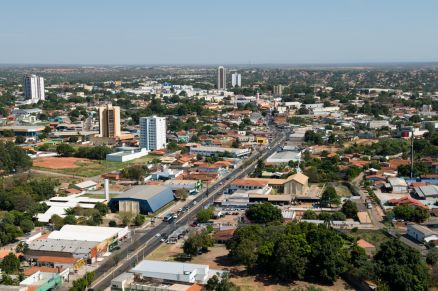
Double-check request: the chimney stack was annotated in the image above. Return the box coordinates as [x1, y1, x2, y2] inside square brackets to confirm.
[104, 179, 109, 201]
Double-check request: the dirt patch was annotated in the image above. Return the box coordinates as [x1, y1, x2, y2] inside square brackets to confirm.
[146, 242, 183, 261]
[33, 157, 90, 169]
[232, 276, 354, 291]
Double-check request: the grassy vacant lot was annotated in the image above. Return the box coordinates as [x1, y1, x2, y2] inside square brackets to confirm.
[32, 154, 159, 177]
[4, 171, 81, 186]
[342, 229, 391, 249]
[334, 184, 353, 197]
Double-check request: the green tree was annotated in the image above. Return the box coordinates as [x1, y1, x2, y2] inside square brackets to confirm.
[167, 141, 179, 152]
[94, 202, 109, 216]
[15, 242, 28, 254]
[0, 142, 32, 174]
[174, 188, 189, 201]
[427, 248, 438, 265]
[341, 200, 358, 219]
[29, 178, 59, 200]
[349, 244, 368, 268]
[63, 215, 77, 225]
[302, 210, 318, 220]
[50, 214, 64, 230]
[69, 136, 79, 143]
[19, 219, 34, 233]
[183, 230, 214, 256]
[393, 204, 429, 223]
[274, 234, 311, 280]
[374, 239, 428, 291]
[1, 253, 20, 274]
[252, 160, 265, 178]
[119, 212, 134, 226]
[197, 207, 214, 223]
[121, 165, 148, 181]
[15, 136, 26, 144]
[56, 143, 76, 157]
[304, 130, 323, 145]
[133, 214, 145, 226]
[206, 273, 240, 291]
[307, 225, 348, 283]
[320, 186, 340, 208]
[2, 130, 14, 137]
[245, 202, 283, 224]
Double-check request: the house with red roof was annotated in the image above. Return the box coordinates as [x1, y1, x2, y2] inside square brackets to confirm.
[387, 196, 429, 210]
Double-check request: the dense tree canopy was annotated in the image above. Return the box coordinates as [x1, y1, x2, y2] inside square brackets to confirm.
[227, 222, 348, 284]
[245, 202, 283, 224]
[393, 204, 429, 223]
[0, 142, 32, 174]
[374, 239, 428, 291]
[320, 186, 340, 208]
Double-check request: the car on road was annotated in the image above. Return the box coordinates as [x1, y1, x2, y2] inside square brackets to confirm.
[163, 213, 174, 223]
[155, 233, 161, 237]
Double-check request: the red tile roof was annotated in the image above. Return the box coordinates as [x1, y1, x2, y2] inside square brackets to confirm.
[357, 239, 375, 249]
[37, 256, 78, 264]
[388, 196, 429, 209]
[231, 179, 268, 187]
[24, 266, 63, 276]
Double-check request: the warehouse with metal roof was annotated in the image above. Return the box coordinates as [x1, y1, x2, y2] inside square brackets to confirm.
[108, 185, 174, 214]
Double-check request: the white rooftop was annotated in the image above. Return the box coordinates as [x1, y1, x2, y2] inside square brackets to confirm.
[74, 180, 97, 189]
[48, 225, 129, 242]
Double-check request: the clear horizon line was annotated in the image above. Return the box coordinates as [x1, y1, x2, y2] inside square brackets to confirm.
[1, 61, 438, 67]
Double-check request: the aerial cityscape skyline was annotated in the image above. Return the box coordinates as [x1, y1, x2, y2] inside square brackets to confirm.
[1, 1, 438, 291]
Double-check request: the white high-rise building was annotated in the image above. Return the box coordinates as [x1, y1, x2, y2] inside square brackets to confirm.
[140, 116, 167, 150]
[231, 73, 241, 87]
[217, 66, 226, 90]
[23, 74, 45, 103]
[273, 85, 284, 97]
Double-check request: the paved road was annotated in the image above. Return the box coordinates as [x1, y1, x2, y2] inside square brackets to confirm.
[89, 128, 287, 290]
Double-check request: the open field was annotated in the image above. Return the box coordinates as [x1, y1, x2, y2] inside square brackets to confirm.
[232, 276, 353, 291]
[146, 241, 183, 261]
[33, 157, 88, 169]
[3, 170, 81, 186]
[32, 154, 159, 177]
[146, 243, 353, 291]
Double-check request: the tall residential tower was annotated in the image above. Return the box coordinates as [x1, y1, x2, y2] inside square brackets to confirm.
[23, 74, 45, 103]
[217, 66, 226, 90]
[140, 116, 167, 150]
[231, 73, 241, 87]
[98, 104, 121, 138]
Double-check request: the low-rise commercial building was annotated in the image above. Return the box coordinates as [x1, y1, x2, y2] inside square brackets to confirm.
[109, 185, 174, 214]
[190, 146, 250, 158]
[407, 223, 438, 243]
[0, 125, 45, 137]
[111, 259, 226, 290]
[106, 148, 149, 162]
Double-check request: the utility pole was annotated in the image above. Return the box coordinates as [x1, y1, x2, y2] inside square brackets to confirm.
[410, 128, 415, 179]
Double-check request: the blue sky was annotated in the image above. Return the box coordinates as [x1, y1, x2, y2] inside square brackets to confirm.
[1, 0, 437, 65]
